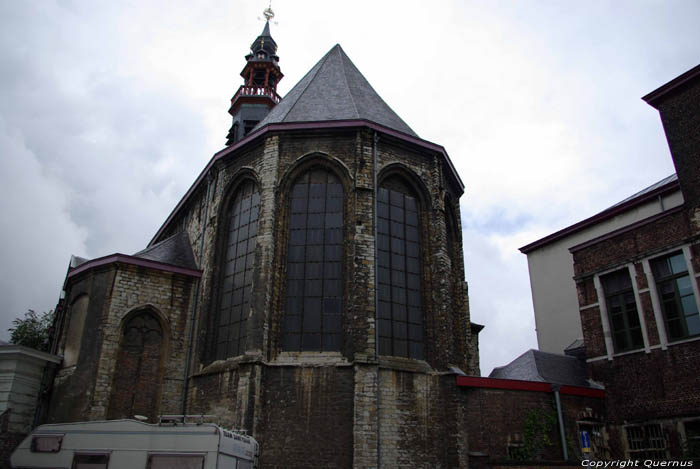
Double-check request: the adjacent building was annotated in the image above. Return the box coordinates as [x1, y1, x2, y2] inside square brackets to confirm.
[522, 64, 700, 459]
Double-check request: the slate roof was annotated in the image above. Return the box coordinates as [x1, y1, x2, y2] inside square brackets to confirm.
[489, 349, 598, 388]
[133, 231, 197, 270]
[254, 44, 417, 137]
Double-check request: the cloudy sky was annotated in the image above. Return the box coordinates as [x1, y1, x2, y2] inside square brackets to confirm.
[0, 0, 697, 374]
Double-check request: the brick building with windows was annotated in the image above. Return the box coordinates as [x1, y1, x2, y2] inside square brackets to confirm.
[522, 63, 700, 460]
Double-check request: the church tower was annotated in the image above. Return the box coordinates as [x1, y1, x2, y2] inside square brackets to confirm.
[225, 8, 283, 145]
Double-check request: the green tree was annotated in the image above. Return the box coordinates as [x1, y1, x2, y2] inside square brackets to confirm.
[8, 309, 54, 352]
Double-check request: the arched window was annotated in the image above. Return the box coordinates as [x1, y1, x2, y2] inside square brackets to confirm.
[377, 177, 424, 359]
[108, 310, 164, 421]
[283, 168, 344, 351]
[215, 180, 260, 360]
[63, 294, 88, 367]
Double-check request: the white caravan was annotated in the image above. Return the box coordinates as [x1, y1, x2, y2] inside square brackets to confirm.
[10, 417, 258, 469]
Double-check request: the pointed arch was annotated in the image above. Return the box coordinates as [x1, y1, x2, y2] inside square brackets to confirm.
[279, 154, 350, 352]
[376, 165, 430, 360]
[211, 170, 262, 360]
[107, 306, 167, 421]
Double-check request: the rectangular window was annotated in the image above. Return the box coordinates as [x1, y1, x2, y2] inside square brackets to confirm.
[72, 453, 110, 469]
[147, 454, 205, 469]
[651, 252, 700, 341]
[625, 424, 667, 460]
[601, 269, 643, 352]
[684, 420, 700, 458]
[31, 435, 63, 453]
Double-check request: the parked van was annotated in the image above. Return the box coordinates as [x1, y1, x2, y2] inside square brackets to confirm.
[10, 417, 258, 468]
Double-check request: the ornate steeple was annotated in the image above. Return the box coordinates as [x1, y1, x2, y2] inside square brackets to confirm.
[226, 8, 283, 146]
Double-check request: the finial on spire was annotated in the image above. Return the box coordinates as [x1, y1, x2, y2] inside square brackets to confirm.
[262, 2, 274, 22]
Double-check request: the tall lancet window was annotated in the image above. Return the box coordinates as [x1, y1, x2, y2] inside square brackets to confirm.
[215, 180, 260, 360]
[377, 178, 424, 359]
[283, 169, 344, 351]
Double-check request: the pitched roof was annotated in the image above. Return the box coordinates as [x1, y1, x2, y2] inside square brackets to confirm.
[133, 231, 197, 270]
[254, 44, 417, 137]
[519, 173, 680, 254]
[489, 349, 597, 388]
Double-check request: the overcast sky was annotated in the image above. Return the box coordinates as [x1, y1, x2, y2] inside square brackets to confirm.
[1, 0, 698, 374]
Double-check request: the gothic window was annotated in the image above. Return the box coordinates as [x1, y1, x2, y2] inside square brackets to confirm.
[108, 310, 164, 421]
[63, 294, 88, 367]
[215, 180, 260, 360]
[601, 269, 643, 353]
[377, 178, 424, 359]
[283, 168, 344, 352]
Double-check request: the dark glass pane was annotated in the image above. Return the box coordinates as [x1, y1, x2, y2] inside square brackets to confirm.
[390, 190, 404, 207]
[284, 315, 300, 333]
[378, 301, 391, 319]
[393, 322, 407, 339]
[378, 319, 391, 336]
[324, 334, 340, 350]
[327, 197, 343, 212]
[306, 262, 322, 279]
[305, 280, 322, 296]
[284, 334, 300, 350]
[327, 183, 343, 197]
[393, 304, 407, 322]
[290, 213, 307, 229]
[394, 340, 408, 357]
[323, 298, 341, 314]
[409, 324, 423, 341]
[291, 183, 308, 197]
[408, 307, 422, 324]
[323, 315, 341, 333]
[302, 334, 321, 350]
[409, 341, 423, 359]
[379, 337, 391, 355]
[669, 253, 687, 275]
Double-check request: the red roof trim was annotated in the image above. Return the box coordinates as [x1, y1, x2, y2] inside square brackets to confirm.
[559, 385, 606, 399]
[456, 376, 605, 399]
[642, 64, 700, 109]
[67, 254, 203, 280]
[519, 178, 680, 254]
[456, 376, 552, 392]
[148, 119, 464, 247]
[568, 205, 684, 253]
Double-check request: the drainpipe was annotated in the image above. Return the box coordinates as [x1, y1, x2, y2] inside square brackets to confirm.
[372, 131, 381, 469]
[181, 171, 214, 414]
[553, 385, 568, 461]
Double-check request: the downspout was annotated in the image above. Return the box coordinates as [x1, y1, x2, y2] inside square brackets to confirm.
[181, 171, 214, 414]
[372, 131, 381, 469]
[553, 385, 569, 461]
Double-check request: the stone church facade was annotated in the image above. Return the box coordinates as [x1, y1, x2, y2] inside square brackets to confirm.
[47, 21, 482, 467]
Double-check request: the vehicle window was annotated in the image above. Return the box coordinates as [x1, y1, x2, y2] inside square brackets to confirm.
[147, 454, 205, 469]
[72, 453, 109, 469]
[31, 435, 63, 452]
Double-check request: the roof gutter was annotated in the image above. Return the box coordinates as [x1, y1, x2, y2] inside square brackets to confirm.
[148, 119, 464, 247]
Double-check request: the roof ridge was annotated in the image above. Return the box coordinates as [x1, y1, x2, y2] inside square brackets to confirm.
[279, 47, 336, 123]
[337, 46, 360, 119]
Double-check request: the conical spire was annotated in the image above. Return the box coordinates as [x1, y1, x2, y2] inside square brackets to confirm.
[225, 9, 283, 145]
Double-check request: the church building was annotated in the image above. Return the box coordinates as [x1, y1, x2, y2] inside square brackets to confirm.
[47, 12, 482, 467]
